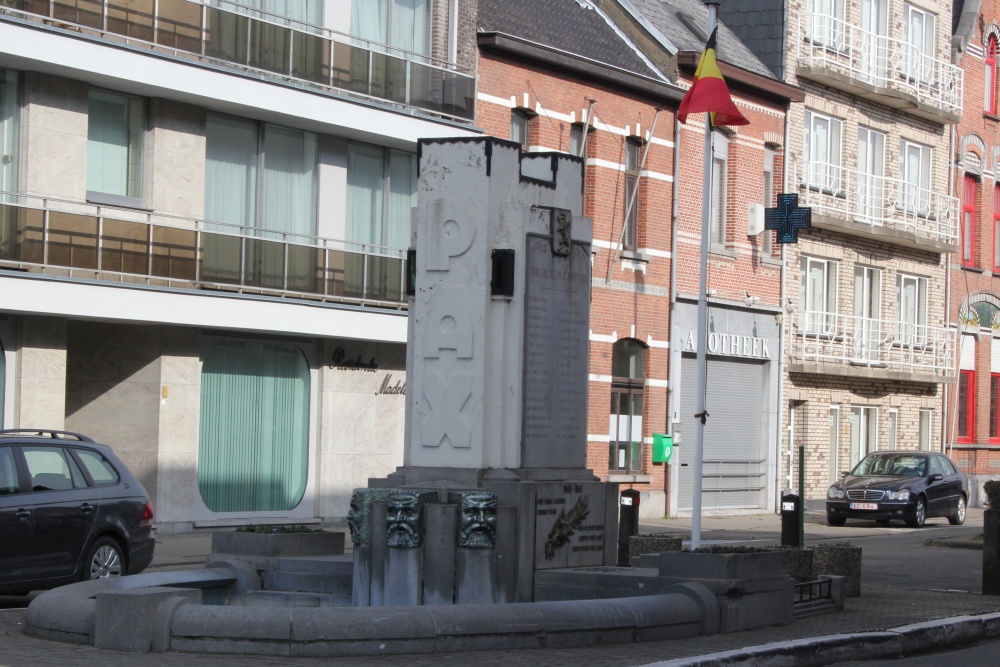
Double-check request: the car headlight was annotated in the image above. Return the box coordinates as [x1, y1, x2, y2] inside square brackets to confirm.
[828, 486, 845, 499]
[887, 489, 910, 501]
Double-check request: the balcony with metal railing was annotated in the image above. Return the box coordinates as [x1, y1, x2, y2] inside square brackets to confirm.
[788, 311, 955, 383]
[0, 192, 408, 309]
[796, 12, 962, 124]
[794, 161, 958, 253]
[0, 0, 474, 122]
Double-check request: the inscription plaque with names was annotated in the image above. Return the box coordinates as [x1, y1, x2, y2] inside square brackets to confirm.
[522, 234, 590, 468]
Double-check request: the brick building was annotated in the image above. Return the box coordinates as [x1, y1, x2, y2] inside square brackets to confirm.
[477, 0, 800, 517]
[728, 1, 961, 506]
[950, 0, 1000, 503]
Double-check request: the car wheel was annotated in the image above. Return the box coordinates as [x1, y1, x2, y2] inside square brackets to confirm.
[827, 516, 846, 527]
[82, 537, 125, 581]
[906, 498, 926, 528]
[949, 496, 967, 526]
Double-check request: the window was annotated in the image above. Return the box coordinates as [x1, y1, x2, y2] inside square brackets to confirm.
[214, 0, 323, 25]
[198, 341, 310, 512]
[900, 140, 932, 216]
[987, 36, 998, 115]
[570, 123, 585, 157]
[958, 370, 974, 443]
[801, 256, 838, 333]
[896, 273, 927, 346]
[609, 339, 645, 473]
[346, 142, 416, 250]
[0, 339, 4, 427]
[74, 449, 120, 486]
[710, 131, 727, 246]
[804, 110, 842, 191]
[829, 406, 840, 483]
[807, 0, 845, 49]
[204, 115, 318, 289]
[0, 69, 18, 203]
[859, 0, 887, 83]
[351, 0, 430, 55]
[992, 374, 1000, 443]
[994, 185, 1000, 272]
[87, 89, 145, 205]
[918, 409, 932, 450]
[624, 137, 641, 251]
[849, 406, 878, 467]
[24, 446, 86, 491]
[763, 147, 774, 255]
[853, 266, 881, 362]
[903, 3, 935, 83]
[511, 109, 530, 149]
[0, 447, 17, 495]
[963, 175, 977, 267]
[887, 409, 898, 451]
[856, 126, 885, 224]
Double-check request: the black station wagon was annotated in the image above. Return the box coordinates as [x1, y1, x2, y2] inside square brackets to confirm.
[0, 430, 154, 595]
[826, 451, 968, 528]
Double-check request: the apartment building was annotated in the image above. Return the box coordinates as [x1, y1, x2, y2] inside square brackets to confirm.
[949, 0, 1000, 502]
[0, 0, 479, 531]
[728, 1, 961, 503]
[477, 0, 800, 517]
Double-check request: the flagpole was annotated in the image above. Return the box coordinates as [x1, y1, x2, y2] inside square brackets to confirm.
[690, 0, 719, 552]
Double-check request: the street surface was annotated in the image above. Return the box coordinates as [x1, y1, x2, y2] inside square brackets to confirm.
[0, 509, 993, 666]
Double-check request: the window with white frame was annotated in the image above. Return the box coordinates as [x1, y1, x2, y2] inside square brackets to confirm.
[511, 109, 530, 149]
[87, 89, 145, 205]
[346, 142, 416, 251]
[918, 408, 932, 450]
[900, 139, 932, 216]
[856, 126, 885, 224]
[896, 273, 928, 346]
[903, 3, 936, 83]
[849, 406, 877, 467]
[710, 130, 727, 246]
[829, 406, 840, 483]
[609, 339, 646, 473]
[570, 123, 585, 157]
[801, 256, 839, 333]
[624, 137, 641, 251]
[807, 0, 845, 49]
[763, 147, 774, 255]
[987, 35, 998, 115]
[887, 409, 898, 450]
[0, 69, 17, 203]
[804, 110, 842, 191]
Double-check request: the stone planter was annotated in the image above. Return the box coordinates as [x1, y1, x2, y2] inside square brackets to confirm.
[653, 550, 792, 632]
[628, 534, 682, 562]
[212, 530, 344, 566]
[781, 547, 814, 580]
[813, 544, 862, 597]
[984, 509, 1000, 595]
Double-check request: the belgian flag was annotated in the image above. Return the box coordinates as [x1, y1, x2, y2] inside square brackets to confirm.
[677, 27, 749, 127]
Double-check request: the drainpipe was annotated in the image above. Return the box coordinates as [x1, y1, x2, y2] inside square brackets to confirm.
[944, 121, 956, 459]
[667, 114, 681, 519]
[775, 100, 791, 510]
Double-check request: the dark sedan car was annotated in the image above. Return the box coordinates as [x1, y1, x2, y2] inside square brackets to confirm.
[0, 429, 155, 595]
[826, 451, 968, 528]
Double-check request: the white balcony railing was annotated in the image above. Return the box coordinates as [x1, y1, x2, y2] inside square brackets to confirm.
[798, 12, 962, 118]
[795, 162, 959, 246]
[0, 0, 475, 121]
[791, 310, 955, 378]
[0, 192, 408, 308]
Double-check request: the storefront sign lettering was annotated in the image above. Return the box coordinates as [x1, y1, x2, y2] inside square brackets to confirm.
[682, 331, 770, 360]
[330, 347, 379, 372]
[376, 374, 406, 396]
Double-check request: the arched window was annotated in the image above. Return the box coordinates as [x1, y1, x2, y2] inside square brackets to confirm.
[198, 341, 310, 512]
[511, 109, 530, 149]
[986, 36, 997, 115]
[609, 339, 646, 473]
[623, 137, 642, 251]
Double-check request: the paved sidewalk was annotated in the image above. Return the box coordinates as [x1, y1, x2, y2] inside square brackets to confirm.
[0, 513, 996, 667]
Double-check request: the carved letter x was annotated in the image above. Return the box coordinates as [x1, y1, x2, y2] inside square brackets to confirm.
[764, 194, 812, 244]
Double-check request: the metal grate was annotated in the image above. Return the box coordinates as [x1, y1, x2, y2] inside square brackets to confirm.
[847, 489, 885, 501]
[793, 578, 832, 604]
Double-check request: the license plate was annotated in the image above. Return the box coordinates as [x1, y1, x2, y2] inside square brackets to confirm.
[850, 502, 878, 510]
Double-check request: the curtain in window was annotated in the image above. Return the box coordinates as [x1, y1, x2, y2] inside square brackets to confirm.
[0, 339, 4, 427]
[87, 91, 131, 197]
[391, 0, 428, 55]
[346, 143, 385, 247]
[198, 341, 309, 512]
[213, 0, 322, 26]
[261, 125, 317, 289]
[386, 150, 415, 250]
[0, 70, 18, 201]
[205, 116, 258, 283]
[351, 0, 388, 44]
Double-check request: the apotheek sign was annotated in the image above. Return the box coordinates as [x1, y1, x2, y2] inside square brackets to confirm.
[681, 330, 771, 360]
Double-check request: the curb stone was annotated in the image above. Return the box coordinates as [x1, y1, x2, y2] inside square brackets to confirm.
[639, 611, 1000, 667]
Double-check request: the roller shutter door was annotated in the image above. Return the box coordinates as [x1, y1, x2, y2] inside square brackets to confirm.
[678, 356, 766, 511]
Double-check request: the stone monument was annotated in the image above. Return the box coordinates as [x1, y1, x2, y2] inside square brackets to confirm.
[356, 137, 618, 604]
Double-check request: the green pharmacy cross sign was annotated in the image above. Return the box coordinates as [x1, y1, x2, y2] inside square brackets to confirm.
[764, 193, 811, 244]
